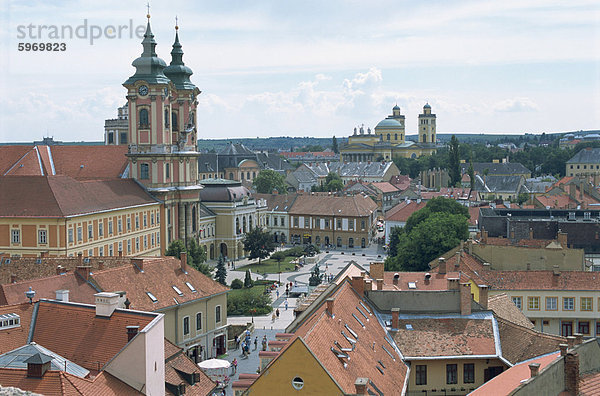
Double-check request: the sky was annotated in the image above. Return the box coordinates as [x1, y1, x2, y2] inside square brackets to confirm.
[0, 0, 599, 142]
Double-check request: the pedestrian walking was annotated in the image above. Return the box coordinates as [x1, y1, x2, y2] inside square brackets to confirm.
[285, 300, 288, 310]
[272, 311, 276, 322]
[254, 336, 258, 350]
[276, 308, 280, 318]
[232, 358, 238, 374]
[276, 289, 279, 299]
[262, 335, 268, 351]
[234, 335, 239, 350]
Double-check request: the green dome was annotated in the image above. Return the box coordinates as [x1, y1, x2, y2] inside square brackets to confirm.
[124, 20, 170, 86]
[163, 29, 196, 90]
[375, 118, 402, 128]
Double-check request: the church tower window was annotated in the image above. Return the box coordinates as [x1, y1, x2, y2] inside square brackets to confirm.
[164, 109, 169, 127]
[172, 112, 178, 131]
[139, 108, 149, 128]
[140, 163, 150, 179]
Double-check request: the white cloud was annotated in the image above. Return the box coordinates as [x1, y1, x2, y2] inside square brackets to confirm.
[493, 97, 539, 112]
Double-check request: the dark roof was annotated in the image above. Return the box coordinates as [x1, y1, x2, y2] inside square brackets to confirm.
[461, 162, 531, 176]
[198, 151, 292, 174]
[567, 147, 600, 164]
[218, 143, 254, 156]
[199, 180, 252, 202]
[474, 174, 523, 193]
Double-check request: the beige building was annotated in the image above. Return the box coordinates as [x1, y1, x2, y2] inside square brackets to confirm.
[566, 147, 600, 177]
[254, 193, 298, 245]
[0, 175, 161, 258]
[287, 193, 377, 249]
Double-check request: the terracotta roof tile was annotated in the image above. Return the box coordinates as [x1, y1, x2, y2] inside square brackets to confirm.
[293, 281, 408, 395]
[0, 175, 158, 217]
[0, 273, 98, 306]
[288, 194, 377, 217]
[0, 146, 33, 175]
[64, 371, 143, 395]
[369, 182, 399, 193]
[581, 371, 600, 396]
[90, 257, 229, 312]
[384, 200, 426, 222]
[488, 293, 534, 329]
[469, 352, 560, 395]
[0, 303, 35, 355]
[479, 270, 600, 291]
[48, 146, 129, 180]
[32, 300, 156, 371]
[0, 368, 76, 396]
[496, 318, 564, 364]
[253, 193, 297, 211]
[393, 318, 496, 357]
[382, 271, 460, 290]
[165, 353, 216, 395]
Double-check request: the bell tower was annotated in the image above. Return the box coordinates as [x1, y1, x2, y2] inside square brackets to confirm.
[418, 103, 436, 144]
[122, 14, 203, 249]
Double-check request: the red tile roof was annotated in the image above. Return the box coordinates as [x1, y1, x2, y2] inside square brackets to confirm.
[0, 175, 159, 217]
[384, 200, 427, 222]
[580, 371, 600, 396]
[0, 303, 35, 355]
[389, 175, 411, 191]
[0, 146, 33, 175]
[488, 294, 533, 329]
[393, 318, 497, 358]
[469, 352, 560, 395]
[381, 271, 460, 290]
[32, 300, 156, 371]
[496, 318, 564, 364]
[369, 182, 399, 193]
[164, 339, 216, 396]
[0, 273, 98, 305]
[289, 194, 377, 217]
[90, 257, 229, 312]
[479, 270, 600, 291]
[293, 281, 408, 395]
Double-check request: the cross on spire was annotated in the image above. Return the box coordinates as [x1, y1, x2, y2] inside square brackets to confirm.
[146, 2, 151, 19]
[175, 15, 179, 30]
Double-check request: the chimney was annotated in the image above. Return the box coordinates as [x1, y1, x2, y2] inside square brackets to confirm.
[10, 274, 17, 284]
[127, 325, 139, 341]
[98, 260, 104, 271]
[364, 279, 372, 292]
[376, 279, 383, 290]
[354, 378, 368, 395]
[468, 239, 473, 255]
[95, 292, 120, 317]
[553, 265, 560, 276]
[455, 251, 461, 268]
[392, 273, 400, 286]
[479, 285, 489, 310]
[557, 230, 568, 248]
[180, 252, 188, 273]
[352, 276, 365, 297]
[56, 265, 64, 275]
[564, 352, 580, 396]
[55, 289, 69, 302]
[326, 298, 334, 317]
[78, 252, 83, 265]
[391, 308, 399, 330]
[559, 343, 568, 356]
[25, 353, 52, 378]
[460, 283, 472, 316]
[567, 336, 575, 349]
[529, 228, 534, 240]
[569, 183, 576, 199]
[76, 266, 91, 280]
[132, 258, 144, 272]
[529, 362, 541, 378]
[482, 229, 488, 244]
[369, 262, 384, 281]
[447, 278, 460, 290]
[438, 257, 447, 275]
[574, 333, 583, 345]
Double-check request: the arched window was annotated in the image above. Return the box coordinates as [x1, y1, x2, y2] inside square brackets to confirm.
[394, 133, 398, 140]
[139, 109, 149, 128]
[229, 172, 234, 180]
[249, 216, 253, 230]
[172, 112, 178, 131]
[164, 109, 169, 127]
[337, 237, 342, 247]
[107, 132, 114, 144]
[387, 133, 391, 141]
[349, 238, 354, 248]
[236, 218, 240, 234]
[192, 206, 197, 232]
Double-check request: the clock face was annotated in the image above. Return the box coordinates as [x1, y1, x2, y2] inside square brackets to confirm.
[138, 85, 148, 96]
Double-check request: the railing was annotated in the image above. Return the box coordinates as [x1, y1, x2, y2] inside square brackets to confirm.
[129, 144, 178, 154]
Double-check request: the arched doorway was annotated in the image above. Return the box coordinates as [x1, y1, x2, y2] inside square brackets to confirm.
[324, 236, 330, 246]
[337, 237, 342, 248]
[349, 238, 354, 248]
[220, 243, 228, 258]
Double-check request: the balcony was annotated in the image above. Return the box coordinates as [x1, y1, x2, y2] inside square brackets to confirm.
[128, 144, 179, 154]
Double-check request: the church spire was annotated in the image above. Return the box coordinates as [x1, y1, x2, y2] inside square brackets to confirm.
[163, 19, 196, 90]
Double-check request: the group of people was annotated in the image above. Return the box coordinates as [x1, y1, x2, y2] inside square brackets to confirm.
[236, 330, 270, 358]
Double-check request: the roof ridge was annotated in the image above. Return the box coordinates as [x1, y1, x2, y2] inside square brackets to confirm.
[496, 316, 565, 341]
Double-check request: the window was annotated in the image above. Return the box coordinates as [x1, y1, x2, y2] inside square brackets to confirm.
[196, 312, 202, 331]
[118, 218, 123, 232]
[512, 296, 522, 310]
[143, 235, 147, 249]
[164, 108, 169, 127]
[446, 364, 457, 384]
[88, 225, 93, 239]
[140, 163, 149, 180]
[387, 133, 390, 141]
[361, 220, 366, 230]
[528, 296, 540, 310]
[120, 132, 128, 144]
[292, 377, 304, 390]
[597, 322, 600, 336]
[10, 229, 19, 244]
[98, 222, 103, 237]
[99, 247, 104, 257]
[183, 316, 190, 337]
[151, 213, 155, 225]
[127, 240, 131, 254]
[186, 282, 197, 293]
[165, 163, 170, 179]
[304, 217, 309, 228]
[146, 291, 158, 303]
[68, 229, 74, 243]
[546, 297, 557, 311]
[77, 227, 82, 241]
[139, 109, 149, 127]
[108, 221, 113, 235]
[172, 112, 178, 131]
[464, 363, 475, 384]
[215, 305, 221, 324]
[109, 244, 113, 256]
[135, 215, 139, 229]
[563, 297, 575, 311]
[273, 217, 278, 226]
[325, 219, 329, 228]
[151, 233, 155, 246]
[38, 230, 47, 244]
[415, 365, 427, 385]
[135, 237, 139, 251]
[349, 220, 354, 230]
[118, 241, 123, 253]
[281, 217, 285, 226]
[108, 131, 114, 144]
[578, 321, 590, 335]
[294, 217, 299, 227]
[337, 219, 342, 229]
[581, 297, 593, 311]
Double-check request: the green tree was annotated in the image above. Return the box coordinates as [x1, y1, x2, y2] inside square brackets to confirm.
[404, 197, 469, 233]
[253, 169, 287, 194]
[166, 239, 211, 276]
[517, 192, 529, 205]
[230, 278, 243, 289]
[243, 227, 276, 264]
[448, 135, 461, 187]
[324, 172, 344, 192]
[332, 136, 339, 154]
[214, 255, 227, 285]
[165, 240, 186, 258]
[467, 161, 475, 190]
[388, 226, 403, 257]
[244, 269, 254, 288]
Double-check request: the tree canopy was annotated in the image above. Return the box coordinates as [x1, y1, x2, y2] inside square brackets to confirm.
[253, 169, 287, 194]
[214, 255, 227, 285]
[243, 227, 276, 264]
[448, 135, 461, 187]
[165, 239, 210, 276]
[386, 197, 469, 272]
[312, 172, 344, 192]
[332, 136, 339, 154]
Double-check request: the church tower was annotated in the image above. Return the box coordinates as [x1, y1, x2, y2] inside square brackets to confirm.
[418, 103, 436, 144]
[123, 14, 202, 249]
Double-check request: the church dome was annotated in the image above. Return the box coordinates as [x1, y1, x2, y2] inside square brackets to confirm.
[424, 103, 431, 109]
[163, 27, 196, 90]
[392, 105, 400, 111]
[123, 19, 170, 86]
[375, 118, 402, 129]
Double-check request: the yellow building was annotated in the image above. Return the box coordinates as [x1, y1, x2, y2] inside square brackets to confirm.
[0, 175, 161, 258]
[340, 104, 438, 162]
[566, 147, 600, 177]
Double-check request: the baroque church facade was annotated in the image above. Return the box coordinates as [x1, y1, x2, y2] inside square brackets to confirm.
[340, 104, 438, 162]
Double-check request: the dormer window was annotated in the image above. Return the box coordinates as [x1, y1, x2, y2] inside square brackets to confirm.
[172, 286, 184, 296]
[146, 291, 158, 303]
[185, 282, 197, 293]
[0, 313, 20, 330]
